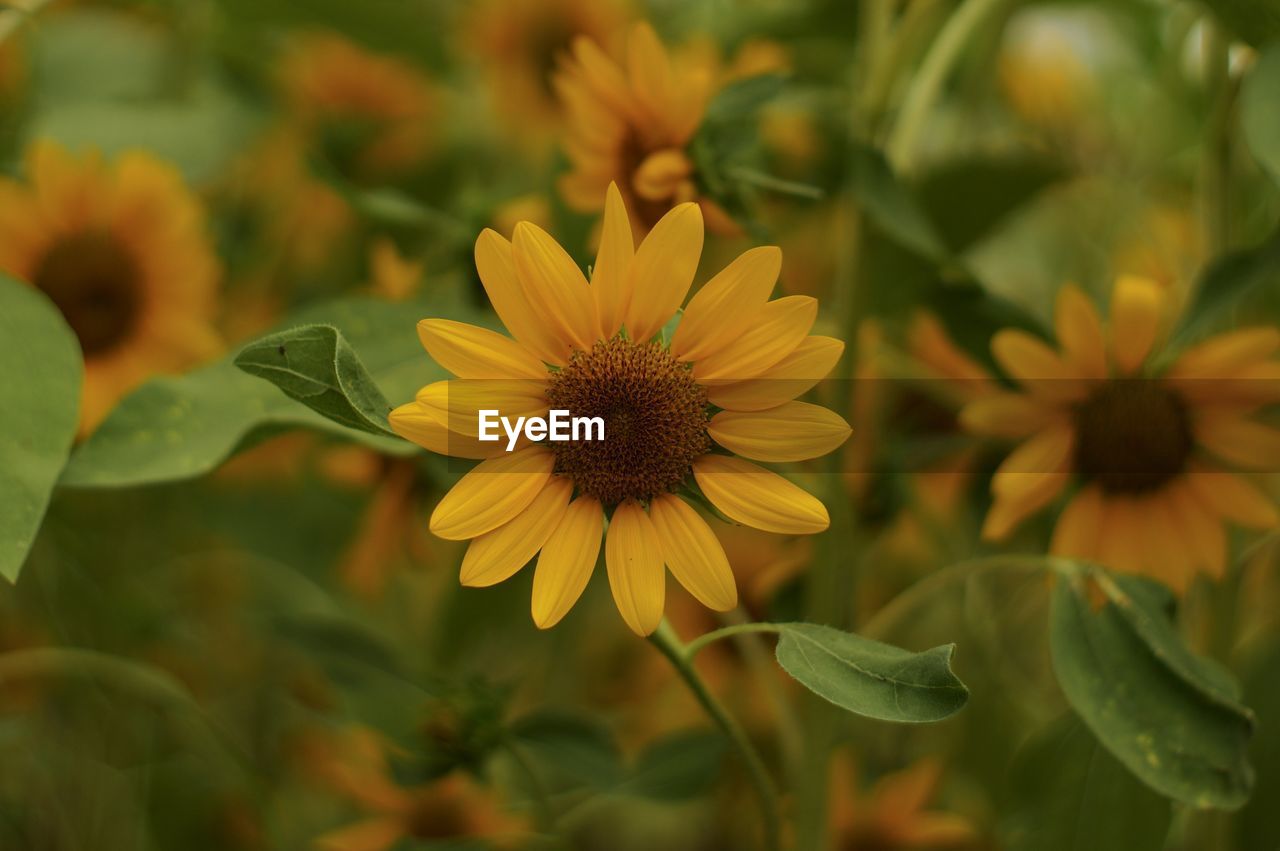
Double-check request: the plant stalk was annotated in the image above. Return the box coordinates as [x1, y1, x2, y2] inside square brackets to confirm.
[649, 620, 783, 851]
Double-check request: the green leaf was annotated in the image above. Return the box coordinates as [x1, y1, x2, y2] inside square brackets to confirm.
[915, 154, 1068, 255]
[624, 729, 726, 801]
[1242, 43, 1280, 184]
[1169, 230, 1280, 347]
[848, 143, 949, 263]
[1002, 715, 1171, 851]
[772, 622, 969, 722]
[234, 325, 396, 438]
[509, 709, 623, 790]
[1049, 563, 1255, 809]
[61, 298, 442, 489]
[1238, 636, 1280, 849]
[0, 276, 82, 583]
[1199, 2, 1280, 48]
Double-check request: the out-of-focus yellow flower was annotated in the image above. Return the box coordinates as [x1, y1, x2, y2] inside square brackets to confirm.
[1112, 202, 1201, 301]
[301, 727, 524, 851]
[467, 0, 629, 151]
[491, 193, 554, 237]
[998, 25, 1094, 132]
[366, 238, 424, 302]
[828, 756, 976, 851]
[554, 22, 738, 236]
[390, 184, 849, 635]
[0, 140, 220, 434]
[963, 276, 1280, 593]
[278, 32, 436, 179]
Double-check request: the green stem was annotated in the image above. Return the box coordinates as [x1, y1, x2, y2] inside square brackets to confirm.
[1201, 21, 1237, 258]
[886, 0, 1010, 172]
[649, 621, 783, 851]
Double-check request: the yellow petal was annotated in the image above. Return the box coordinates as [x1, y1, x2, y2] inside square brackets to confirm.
[1166, 478, 1227, 579]
[981, 466, 1068, 541]
[1183, 465, 1279, 529]
[1141, 492, 1196, 594]
[991, 329, 1087, 402]
[1096, 496, 1150, 577]
[415, 379, 547, 437]
[531, 496, 604, 629]
[694, 296, 817, 382]
[1055, 284, 1108, 379]
[627, 22, 673, 122]
[605, 501, 666, 635]
[633, 148, 694, 201]
[460, 477, 573, 587]
[672, 246, 780, 362]
[991, 423, 1074, 501]
[1166, 327, 1280, 379]
[1193, 413, 1280, 470]
[624, 202, 704, 342]
[314, 817, 405, 851]
[417, 319, 546, 379]
[1050, 485, 1104, 561]
[512, 221, 597, 351]
[648, 494, 737, 611]
[1109, 275, 1164, 375]
[693, 455, 829, 534]
[959, 392, 1060, 439]
[706, 336, 844, 412]
[592, 182, 634, 338]
[474, 229, 568, 364]
[709, 401, 851, 462]
[429, 447, 554, 540]
[387, 401, 505, 459]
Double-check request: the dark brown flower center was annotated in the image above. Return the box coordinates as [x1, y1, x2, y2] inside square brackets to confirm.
[1073, 379, 1193, 494]
[545, 338, 710, 506]
[33, 230, 141, 357]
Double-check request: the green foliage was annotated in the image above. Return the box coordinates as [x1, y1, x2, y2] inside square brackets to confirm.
[234, 324, 397, 438]
[1242, 43, 1280, 185]
[1002, 716, 1171, 851]
[625, 730, 727, 801]
[1169, 230, 1280, 347]
[509, 710, 623, 790]
[772, 623, 969, 723]
[849, 143, 949, 263]
[914, 154, 1067, 255]
[26, 10, 260, 182]
[61, 298, 443, 489]
[1200, 1, 1280, 47]
[1049, 563, 1255, 809]
[0, 276, 81, 583]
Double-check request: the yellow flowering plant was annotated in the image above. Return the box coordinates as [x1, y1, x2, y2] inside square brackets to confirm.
[3, 1, 1280, 849]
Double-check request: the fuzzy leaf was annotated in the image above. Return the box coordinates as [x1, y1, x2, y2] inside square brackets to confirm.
[1049, 563, 1255, 809]
[234, 324, 395, 437]
[772, 622, 969, 722]
[0, 277, 82, 582]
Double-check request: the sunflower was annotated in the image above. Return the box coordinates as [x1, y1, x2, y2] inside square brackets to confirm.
[828, 756, 975, 851]
[0, 140, 220, 434]
[389, 185, 849, 635]
[466, 0, 629, 149]
[962, 275, 1280, 593]
[278, 32, 436, 179]
[302, 726, 524, 851]
[554, 22, 739, 236]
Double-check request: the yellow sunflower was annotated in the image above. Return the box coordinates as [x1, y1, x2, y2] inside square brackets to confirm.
[0, 140, 220, 434]
[466, 0, 629, 148]
[278, 32, 436, 179]
[301, 726, 525, 851]
[962, 275, 1280, 593]
[554, 22, 739, 237]
[389, 185, 850, 635]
